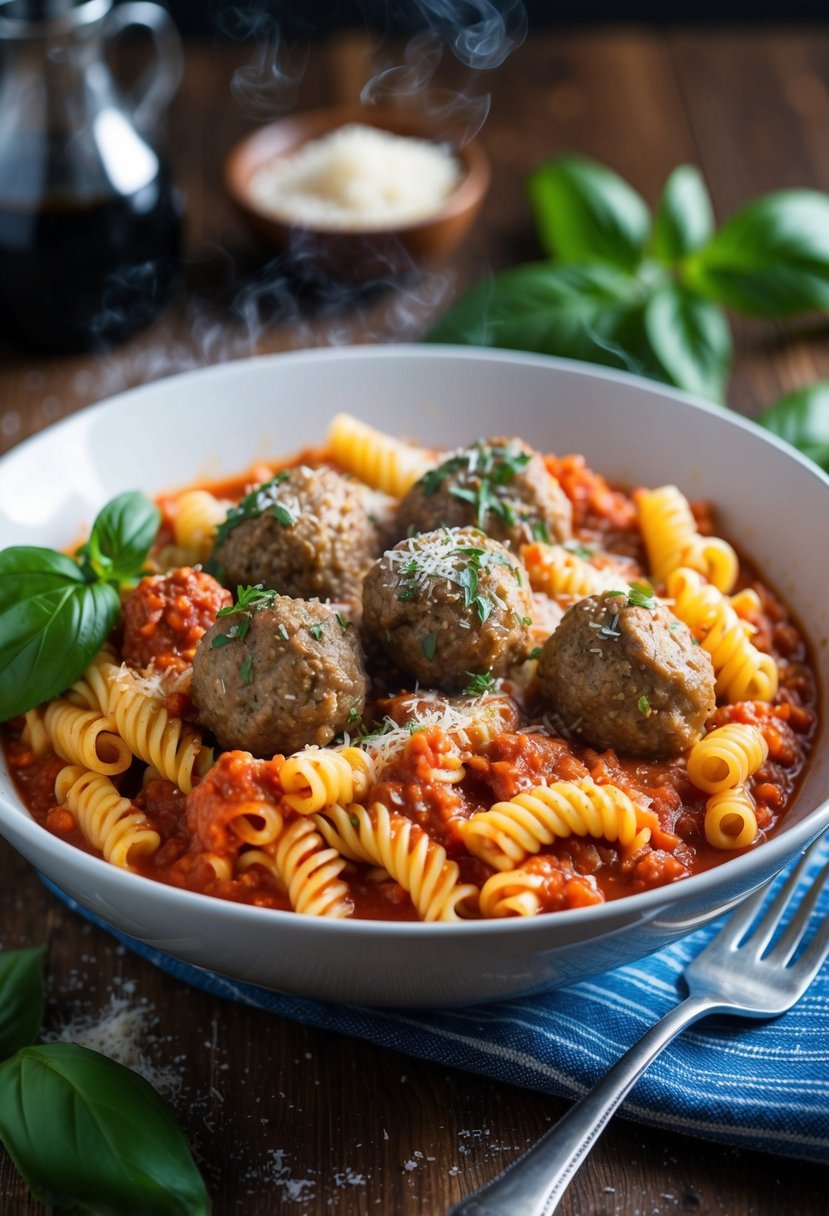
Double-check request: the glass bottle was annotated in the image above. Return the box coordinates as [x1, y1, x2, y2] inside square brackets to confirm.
[0, 0, 184, 354]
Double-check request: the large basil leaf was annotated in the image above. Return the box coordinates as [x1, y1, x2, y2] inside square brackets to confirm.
[756, 382, 829, 471]
[685, 190, 829, 316]
[427, 260, 631, 354]
[0, 948, 45, 1062]
[652, 165, 715, 265]
[644, 282, 732, 401]
[79, 491, 160, 584]
[0, 548, 120, 720]
[0, 1043, 210, 1215]
[526, 155, 651, 271]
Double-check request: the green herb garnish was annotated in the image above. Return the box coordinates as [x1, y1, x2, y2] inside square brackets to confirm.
[240, 655, 254, 684]
[422, 630, 439, 660]
[335, 612, 352, 632]
[638, 695, 652, 716]
[217, 584, 276, 617]
[213, 471, 292, 547]
[0, 492, 160, 721]
[465, 670, 496, 697]
[277, 623, 290, 641]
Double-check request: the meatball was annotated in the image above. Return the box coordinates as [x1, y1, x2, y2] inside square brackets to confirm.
[190, 592, 367, 757]
[121, 567, 231, 674]
[537, 589, 716, 758]
[362, 527, 533, 691]
[396, 437, 572, 549]
[212, 465, 379, 603]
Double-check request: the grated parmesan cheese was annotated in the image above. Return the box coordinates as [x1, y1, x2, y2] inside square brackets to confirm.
[247, 123, 463, 230]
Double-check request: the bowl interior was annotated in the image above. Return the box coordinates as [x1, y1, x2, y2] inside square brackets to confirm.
[1, 347, 827, 1005]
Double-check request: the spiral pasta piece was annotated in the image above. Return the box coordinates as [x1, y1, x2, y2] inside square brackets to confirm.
[316, 802, 479, 921]
[520, 542, 623, 600]
[704, 786, 758, 850]
[667, 568, 778, 703]
[65, 643, 121, 713]
[108, 669, 212, 793]
[638, 485, 738, 594]
[225, 801, 284, 846]
[273, 816, 353, 918]
[172, 489, 229, 563]
[327, 412, 433, 497]
[687, 723, 769, 794]
[44, 699, 132, 776]
[462, 778, 653, 872]
[21, 709, 50, 759]
[279, 746, 376, 815]
[54, 765, 160, 868]
[479, 869, 545, 917]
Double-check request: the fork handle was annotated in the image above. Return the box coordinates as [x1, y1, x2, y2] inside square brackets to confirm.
[448, 993, 722, 1216]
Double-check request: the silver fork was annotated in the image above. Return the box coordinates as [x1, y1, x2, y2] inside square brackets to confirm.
[449, 835, 829, 1216]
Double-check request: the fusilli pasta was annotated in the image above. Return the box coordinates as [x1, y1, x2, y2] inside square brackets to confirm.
[638, 484, 738, 593]
[687, 723, 769, 794]
[667, 568, 779, 702]
[462, 778, 653, 871]
[278, 745, 376, 815]
[54, 765, 160, 868]
[704, 786, 759, 850]
[273, 816, 353, 917]
[44, 699, 132, 776]
[109, 668, 212, 793]
[327, 412, 432, 497]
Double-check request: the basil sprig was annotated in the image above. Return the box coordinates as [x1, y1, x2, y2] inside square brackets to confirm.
[0, 491, 159, 722]
[0, 947, 209, 1214]
[427, 155, 829, 406]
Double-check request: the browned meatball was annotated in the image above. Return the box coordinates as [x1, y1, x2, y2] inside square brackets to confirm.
[537, 589, 716, 758]
[121, 567, 231, 674]
[362, 527, 533, 691]
[212, 465, 378, 603]
[191, 591, 367, 757]
[396, 438, 572, 549]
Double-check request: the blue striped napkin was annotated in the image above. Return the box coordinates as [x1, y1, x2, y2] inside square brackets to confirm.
[43, 834, 829, 1163]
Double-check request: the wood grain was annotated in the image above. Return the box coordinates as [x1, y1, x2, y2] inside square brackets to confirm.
[1, 28, 827, 1215]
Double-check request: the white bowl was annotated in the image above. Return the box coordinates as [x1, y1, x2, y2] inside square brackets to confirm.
[1, 346, 827, 1007]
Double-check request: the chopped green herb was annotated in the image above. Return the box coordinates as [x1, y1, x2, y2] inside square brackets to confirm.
[529, 519, 551, 543]
[307, 622, 325, 641]
[240, 655, 254, 684]
[211, 634, 232, 649]
[529, 645, 543, 660]
[565, 541, 596, 559]
[217, 584, 276, 617]
[213, 472, 291, 546]
[638, 695, 651, 716]
[421, 440, 532, 533]
[422, 630, 439, 660]
[350, 815, 360, 827]
[599, 611, 622, 639]
[627, 583, 657, 611]
[272, 502, 297, 527]
[276, 623, 290, 641]
[347, 705, 360, 724]
[464, 670, 496, 697]
[335, 612, 352, 632]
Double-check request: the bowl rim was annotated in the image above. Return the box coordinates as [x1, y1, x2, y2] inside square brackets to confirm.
[223, 103, 492, 238]
[1, 343, 827, 939]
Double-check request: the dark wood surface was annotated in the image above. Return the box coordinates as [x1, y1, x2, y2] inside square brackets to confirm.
[1, 28, 828, 1215]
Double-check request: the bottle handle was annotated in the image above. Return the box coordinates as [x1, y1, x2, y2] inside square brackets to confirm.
[105, 2, 183, 133]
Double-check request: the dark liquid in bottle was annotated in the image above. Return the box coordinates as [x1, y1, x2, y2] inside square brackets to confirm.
[0, 164, 182, 355]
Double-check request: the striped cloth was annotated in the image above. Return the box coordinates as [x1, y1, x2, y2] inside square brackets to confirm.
[43, 834, 829, 1163]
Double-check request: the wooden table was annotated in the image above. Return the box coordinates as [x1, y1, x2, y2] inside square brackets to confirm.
[1, 27, 827, 1215]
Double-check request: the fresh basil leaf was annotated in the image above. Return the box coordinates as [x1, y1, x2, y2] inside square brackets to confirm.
[652, 165, 715, 265]
[0, 548, 120, 720]
[0, 948, 45, 1061]
[82, 491, 160, 584]
[526, 155, 651, 271]
[685, 190, 829, 316]
[0, 1043, 210, 1215]
[756, 382, 829, 471]
[428, 260, 633, 354]
[644, 283, 732, 401]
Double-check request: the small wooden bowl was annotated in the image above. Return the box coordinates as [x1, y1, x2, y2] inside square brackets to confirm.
[224, 105, 491, 281]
